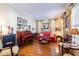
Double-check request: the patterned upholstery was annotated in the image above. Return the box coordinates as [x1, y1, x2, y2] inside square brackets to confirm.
[0, 45, 19, 56]
[39, 32, 56, 42]
[12, 45, 19, 55]
[0, 48, 11, 56]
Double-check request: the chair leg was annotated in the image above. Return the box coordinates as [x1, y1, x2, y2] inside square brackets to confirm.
[11, 47, 13, 56]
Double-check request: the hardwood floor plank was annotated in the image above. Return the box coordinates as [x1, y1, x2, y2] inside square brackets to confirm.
[18, 39, 61, 56]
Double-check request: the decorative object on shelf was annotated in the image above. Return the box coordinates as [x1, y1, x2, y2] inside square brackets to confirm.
[8, 26, 13, 34]
[27, 25, 34, 32]
[32, 28, 34, 31]
[28, 25, 31, 31]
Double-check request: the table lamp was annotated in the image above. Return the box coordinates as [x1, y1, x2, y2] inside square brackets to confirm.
[69, 28, 79, 43]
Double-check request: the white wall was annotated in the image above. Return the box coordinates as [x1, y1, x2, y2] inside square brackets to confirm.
[50, 19, 55, 33]
[55, 18, 64, 36]
[37, 21, 42, 33]
[27, 18, 36, 33]
[0, 3, 36, 35]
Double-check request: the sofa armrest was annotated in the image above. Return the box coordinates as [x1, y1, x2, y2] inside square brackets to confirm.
[0, 47, 10, 50]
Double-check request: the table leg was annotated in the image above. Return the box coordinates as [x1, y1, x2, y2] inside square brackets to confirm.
[62, 45, 63, 55]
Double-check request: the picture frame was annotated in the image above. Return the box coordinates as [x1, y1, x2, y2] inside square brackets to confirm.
[17, 17, 27, 30]
[17, 17, 23, 25]
[43, 23, 49, 29]
[17, 17, 23, 30]
[23, 19, 27, 26]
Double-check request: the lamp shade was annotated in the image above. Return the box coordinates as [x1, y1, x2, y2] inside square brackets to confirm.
[69, 29, 79, 35]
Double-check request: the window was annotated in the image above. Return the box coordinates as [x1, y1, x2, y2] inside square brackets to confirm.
[72, 4, 79, 31]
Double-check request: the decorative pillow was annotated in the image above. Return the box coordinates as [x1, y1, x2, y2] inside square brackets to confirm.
[12, 45, 19, 55]
[0, 49, 11, 56]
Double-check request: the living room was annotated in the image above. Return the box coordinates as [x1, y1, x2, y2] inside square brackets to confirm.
[0, 3, 79, 56]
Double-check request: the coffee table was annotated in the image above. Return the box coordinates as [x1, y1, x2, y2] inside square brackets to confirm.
[62, 43, 79, 55]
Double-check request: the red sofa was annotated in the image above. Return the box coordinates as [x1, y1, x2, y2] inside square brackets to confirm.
[17, 30, 33, 46]
[38, 32, 56, 43]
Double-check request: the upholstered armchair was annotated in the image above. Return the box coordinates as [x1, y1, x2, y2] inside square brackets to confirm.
[0, 39, 19, 56]
[0, 48, 11, 56]
[0, 45, 19, 56]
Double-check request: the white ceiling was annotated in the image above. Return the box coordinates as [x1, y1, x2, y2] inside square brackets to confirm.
[8, 3, 70, 20]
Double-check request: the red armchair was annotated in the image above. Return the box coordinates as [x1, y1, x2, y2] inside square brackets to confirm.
[17, 30, 33, 46]
[38, 32, 56, 43]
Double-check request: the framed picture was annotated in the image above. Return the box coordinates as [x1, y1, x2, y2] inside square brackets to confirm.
[17, 17, 23, 25]
[17, 17, 23, 30]
[17, 17, 27, 30]
[43, 23, 49, 29]
[23, 19, 27, 26]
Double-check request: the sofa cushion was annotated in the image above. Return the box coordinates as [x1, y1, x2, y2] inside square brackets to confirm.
[0, 49, 11, 56]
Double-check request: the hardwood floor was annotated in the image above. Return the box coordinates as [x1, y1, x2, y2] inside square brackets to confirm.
[18, 39, 61, 56]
